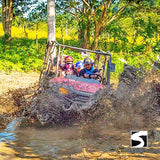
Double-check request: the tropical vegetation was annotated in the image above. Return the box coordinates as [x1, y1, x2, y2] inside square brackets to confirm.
[0, 0, 159, 80]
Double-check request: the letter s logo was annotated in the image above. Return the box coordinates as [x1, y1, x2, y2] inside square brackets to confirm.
[131, 131, 148, 148]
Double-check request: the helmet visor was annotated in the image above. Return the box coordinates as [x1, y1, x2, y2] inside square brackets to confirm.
[66, 61, 73, 64]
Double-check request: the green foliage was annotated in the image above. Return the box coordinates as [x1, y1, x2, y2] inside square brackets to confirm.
[13, 0, 38, 17]
[0, 37, 44, 73]
[28, 1, 47, 22]
[0, 0, 159, 81]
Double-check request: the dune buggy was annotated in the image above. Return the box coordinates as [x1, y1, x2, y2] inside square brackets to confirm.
[39, 41, 115, 112]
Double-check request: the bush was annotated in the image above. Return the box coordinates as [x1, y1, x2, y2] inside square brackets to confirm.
[0, 37, 45, 73]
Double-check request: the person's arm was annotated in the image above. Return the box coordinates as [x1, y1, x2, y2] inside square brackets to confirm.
[80, 70, 90, 78]
[60, 70, 66, 77]
[59, 64, 66, 71]
[84, 73, 90, 78]
[73, 66, 79, 76]
[79, 70, 84, 78]
[59, 64, 66, 77]
[79, 69, 86, 78]
[90, 69, 100, 79]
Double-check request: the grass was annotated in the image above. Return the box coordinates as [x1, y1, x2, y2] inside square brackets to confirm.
[0, 22, 79, 74]
[0, 37, 46, 73]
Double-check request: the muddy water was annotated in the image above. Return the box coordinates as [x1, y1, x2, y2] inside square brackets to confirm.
[0, 119, 126, 159]
[0, 119, 160, 160]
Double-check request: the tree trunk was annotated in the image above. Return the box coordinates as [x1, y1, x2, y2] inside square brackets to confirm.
[78, 20, 85, 48]
[23, 22, 28, 38]
[47, 0, 56, 73]
[78, 18, 90, 49]
[36, 23, 39, 51]
[91, 24, 102, 50]
[84, 30, 89, 49]
[47, 0, 56, 43]
[66, 19, 68, 37]
[84, 20, 90, 49]
[47, 0, 56, 58]
[60, 20, 64, 44]
[2, 0, 13, 41]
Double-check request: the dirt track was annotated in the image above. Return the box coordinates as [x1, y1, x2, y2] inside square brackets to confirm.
[0, 71, 39, 95]
[0, 71, 39, 116]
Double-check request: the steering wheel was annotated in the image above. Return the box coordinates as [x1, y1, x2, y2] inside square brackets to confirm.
[90, 73, 103, 83]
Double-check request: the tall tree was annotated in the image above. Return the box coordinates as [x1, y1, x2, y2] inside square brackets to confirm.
[13, 0, 38, 38]
[28, 1, 47, 49]
[56, 0, 143, 50]
[2, 0, 13, 41]
[120, 0, 160, 53]
[81, 0, 140, 50]
[1, 0, 38, 41]
[56, 0, 91, 48]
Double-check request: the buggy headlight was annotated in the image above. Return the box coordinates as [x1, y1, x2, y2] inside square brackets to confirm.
[59, 87, 68, 94]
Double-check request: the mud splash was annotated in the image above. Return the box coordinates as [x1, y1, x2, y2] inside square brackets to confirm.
[1, 64, 159, 129]
[0, 61, 160, 159]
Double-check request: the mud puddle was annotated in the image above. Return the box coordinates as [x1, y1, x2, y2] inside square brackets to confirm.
[0, 119, 160, 159]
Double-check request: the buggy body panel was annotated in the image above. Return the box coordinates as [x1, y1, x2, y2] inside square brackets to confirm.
[49, 76, 106, 111]
[49, 76, 106, 94]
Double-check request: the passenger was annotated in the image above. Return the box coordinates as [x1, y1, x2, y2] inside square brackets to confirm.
[59, 56, 77, 77]
[79, 58, 99, 79]
[75, 61, 84, 76]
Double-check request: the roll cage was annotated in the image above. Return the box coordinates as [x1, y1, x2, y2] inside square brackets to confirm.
[39, 41, 115, 85]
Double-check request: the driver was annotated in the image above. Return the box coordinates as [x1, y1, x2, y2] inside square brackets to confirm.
[79, 58, 99, 79]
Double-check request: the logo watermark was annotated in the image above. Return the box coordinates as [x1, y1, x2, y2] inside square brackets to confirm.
[131, 131, 148, 148]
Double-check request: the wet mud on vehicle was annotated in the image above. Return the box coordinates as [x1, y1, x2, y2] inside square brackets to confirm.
[39, 41, 115, 114]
